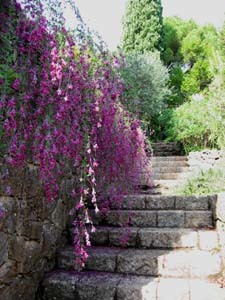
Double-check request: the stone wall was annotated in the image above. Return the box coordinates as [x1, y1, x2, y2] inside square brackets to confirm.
[212, 192, 225, 280]
[188, 150, 225, 175]
[0, 162, 75, 300]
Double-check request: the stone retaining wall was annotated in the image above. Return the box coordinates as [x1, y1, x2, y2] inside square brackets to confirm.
[213, 192, 225, 273]
[0, 162, 75, 300]
[188, 150, 225, 174]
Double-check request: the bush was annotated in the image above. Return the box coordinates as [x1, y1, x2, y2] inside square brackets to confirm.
[167, 96, 213, 152]
[168, 84, 225, 152]
[119, 52, 169, 132]
[181, 60, 213, 98]
[167, 65, 184, 107]
[207, 89, 225, 149]
[177, 167, 225, 196]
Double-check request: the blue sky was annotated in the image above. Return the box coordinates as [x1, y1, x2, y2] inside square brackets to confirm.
[68, 0, 225, 50]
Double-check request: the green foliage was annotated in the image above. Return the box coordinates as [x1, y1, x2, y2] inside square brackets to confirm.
[181, 60, 213, 97]
[162, 17, 198, 65]
[158, 16, 225, 147]
[151, 108, 175, 141]
[119, 52, 169, 131]
[220, 20, 225, 54]
[168, 78, 225, 152]
[167, 65, 184, 106]
[167, 97, 213, 152]
[162, 18, 218, 107]
[0, 65, 19, 94]
[177, 167, 225, 196]
[207, 85, 225, 150]
[181, 26, 218, 64]
[122, 0, 163, 53]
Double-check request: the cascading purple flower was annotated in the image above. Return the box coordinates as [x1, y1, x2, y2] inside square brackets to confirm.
[0, 0, 151, 266]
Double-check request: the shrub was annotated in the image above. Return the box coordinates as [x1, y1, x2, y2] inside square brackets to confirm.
[119, 51, 169, 133]
[168, 84, 225, 152]
[167, 65, 184, 107]
[181, 60, 213, 98]
[167, 96, 213, 152]
[177, 167, 225, 196]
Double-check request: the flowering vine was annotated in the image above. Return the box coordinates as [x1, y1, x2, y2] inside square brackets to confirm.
[0, 0, 151, 267]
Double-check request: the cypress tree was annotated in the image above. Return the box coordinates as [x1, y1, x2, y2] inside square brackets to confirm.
[122, 0, 163, 53]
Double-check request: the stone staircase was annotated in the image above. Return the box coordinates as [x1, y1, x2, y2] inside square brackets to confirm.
[151, 156, 191, 194]
[38, 143, 225, 299]
[39, 194, 225, 300]
[149, 142, 191, 194]
[151, 142, 184, 157]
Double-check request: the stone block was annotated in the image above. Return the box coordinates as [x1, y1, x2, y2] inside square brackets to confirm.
[120, 195, 146, 210]
[188, 250, 222, 278]
[145, 195, 175, 210]
[17, 221, 43, 241]
[189, 279, 225, 300]
[157, 278, 189, 300]
[175, 196, 209, 210]
[0, 260, 17, 283]
[117, 276, 158, 300]
[2, 276, 38, 300]
[41, 271, 78, 300]
[138, 228, 197, 249]
[89, 210, 104, 225]
[106, 211, 157, 227]
[131, 211, 157, 227]
[198, 230, 219, 250]
[56, 247, 74, 270]
[17, 241, 42, 273]
[8, 236, 26, 262]
[117, 249, 164, 276]
[109, 227, 138, 247]
[160, 251, 190, 277]
[90, 227, 109, 246]
[160, 250, 222, 278]
[41, 224, 61, 258]
[185, 211, 213, 228]
[76, 272, 121, 300]
[85, 247, 119, 273]
[51, 199, 68, 229]
[157, 211, 185, 228]
[0, 197, 18, 233]
[0, 232, 7, 266]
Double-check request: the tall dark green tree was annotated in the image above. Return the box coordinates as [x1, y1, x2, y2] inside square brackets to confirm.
[122, 0, 163, 53]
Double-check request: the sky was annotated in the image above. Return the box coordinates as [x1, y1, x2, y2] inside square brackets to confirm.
[69, 0, 225, 50]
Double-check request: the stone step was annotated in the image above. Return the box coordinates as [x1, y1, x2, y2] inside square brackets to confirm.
[153, 172, 191, 180]
[106, 194, 214, 211]
[152, 152, 183, 157]
[152, 159, 189, 166]
[153, 179, 187, 189]
[69, 226, 219, 251]
[152, 156, 188, 162]
[152, 161, 189, 168]
[40, 270, 225, 300]
[90, 209, 213, 229]
[152, 166, 190, 173]
[57, 246, 222, 278]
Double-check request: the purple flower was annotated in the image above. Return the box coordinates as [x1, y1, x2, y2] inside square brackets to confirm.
[0, 207, 5, 218]
[1, 0, 151, 268]
[11, 78, 21, 91]
[6, 186, 11, 195]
